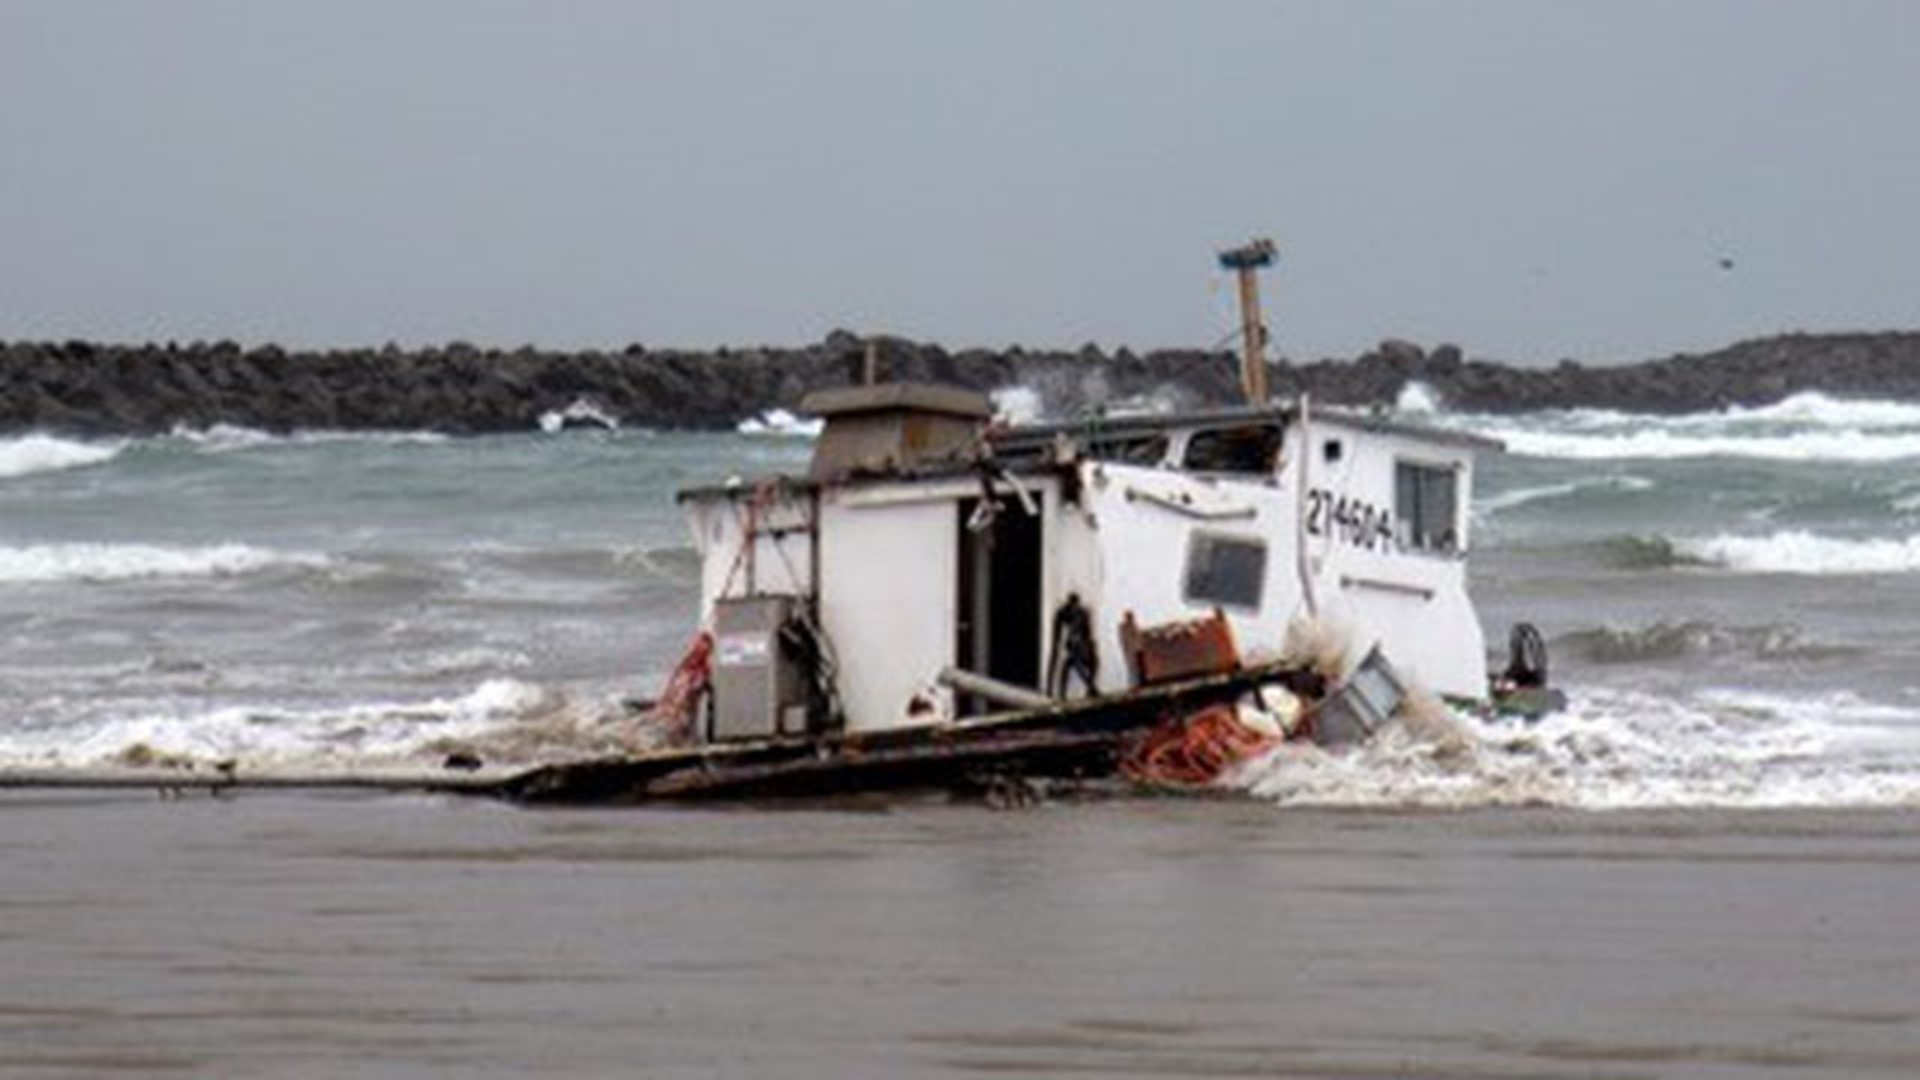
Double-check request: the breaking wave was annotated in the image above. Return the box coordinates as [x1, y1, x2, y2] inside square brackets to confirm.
[1395, 380, 1442, 414]
[1575, 530, 1920, 575]
[991, 385, 1045, 425]
[1237, 686, 1920, 809]
[0, 434, 125, 479]
[1555, 620, 1851, 665]
[1585, 534, 1691, 570]
[736, 408, 823, 438]
[1674, 530, 1920, 575]
[538, 399, 621, 434]
[1477, 474, 1652, 516]
[0, 542, 330, 584]
[167, 424, 452, 450]
[0, 677, 633, 769]
[1494, 427, 1920, 462]
[1455, 392, 1920, 462]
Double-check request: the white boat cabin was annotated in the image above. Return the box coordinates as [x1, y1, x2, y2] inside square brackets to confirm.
[678, 383, 1500, 742]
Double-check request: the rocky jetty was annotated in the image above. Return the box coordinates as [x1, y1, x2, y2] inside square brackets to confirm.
[2, 330, 1918, 435]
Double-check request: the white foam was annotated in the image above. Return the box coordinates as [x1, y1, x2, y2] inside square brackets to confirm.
[1489, 427, 1920, 462]
[991, 385, 1044, 425]
[1453, 392, 1920, 462]
[537, 399, 621, 434]
[1103, 389, 1181, 418]
[1477, 474, 1652, 515]
[0, 434, 125, 479]
[168, 425, 450, 450]
[1236, 686, 1920, 809]
[1724, 391, 1920, 429]
[0, 677, 576, 769]
[1395, 381, 1441, 414]
[0, 543, 330, 584]
[736, 408, 824, 438]
[1673, 530, 1920, 575]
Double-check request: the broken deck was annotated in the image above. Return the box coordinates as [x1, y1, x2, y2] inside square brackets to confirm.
[1, 662, 1307, 806]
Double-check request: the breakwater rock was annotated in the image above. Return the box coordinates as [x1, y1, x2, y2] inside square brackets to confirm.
[3, 330, 1918, 435]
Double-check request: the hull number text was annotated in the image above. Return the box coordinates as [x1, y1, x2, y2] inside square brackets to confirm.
[1305, 489, 1393, 551]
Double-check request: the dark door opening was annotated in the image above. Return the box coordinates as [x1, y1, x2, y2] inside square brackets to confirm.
[955, 497, 1043, 716]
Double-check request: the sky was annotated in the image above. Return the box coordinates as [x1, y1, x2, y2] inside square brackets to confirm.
[2, 1, 1916, 365]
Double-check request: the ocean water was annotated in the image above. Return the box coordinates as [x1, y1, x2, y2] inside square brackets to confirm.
[4, 390, 1920, 809]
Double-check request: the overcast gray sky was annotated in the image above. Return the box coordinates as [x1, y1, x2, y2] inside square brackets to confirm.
[2, 1, 1915, 363]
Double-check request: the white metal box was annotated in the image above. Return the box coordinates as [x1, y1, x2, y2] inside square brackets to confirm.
[710, 595, 809, 741]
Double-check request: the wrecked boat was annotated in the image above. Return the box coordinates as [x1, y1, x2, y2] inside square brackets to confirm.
[506, 246, 1558, 805]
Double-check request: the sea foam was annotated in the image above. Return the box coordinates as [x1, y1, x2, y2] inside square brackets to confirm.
[538, 399, 621, 434]
[168, 424, 450, 451]
[736, 408, 824, 438]
[1455, 392, 1920, 462]
[1476, 474, 1652, 516]
[0, 434, 125, 479]
[991, 385, 1045, 425]
[1395, 380, 1442, 414]
[0, 676, 624, 770]
[0, 542, 329, 584]
[1673, 530, 1920, 575]
[1236, 685, 1920, 810]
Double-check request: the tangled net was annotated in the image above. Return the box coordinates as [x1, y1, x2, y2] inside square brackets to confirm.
[1121, 703, 1285, 787]
[645, 630, 714, 742]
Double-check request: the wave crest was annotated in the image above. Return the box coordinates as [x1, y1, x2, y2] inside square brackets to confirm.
[736, 408, 823, 438]
[1456, 392, 1920, 462]
[0, 434, 125, 479]
[1556, 620, 1848, 665]
[1675, 530, 1920, 575]
[0, 677, 639, 770]
[1237, 686, 1920, 809]
[0, 542, 330, 584]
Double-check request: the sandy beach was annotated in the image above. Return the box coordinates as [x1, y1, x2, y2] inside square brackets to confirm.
[4, 794, 1916, 1079]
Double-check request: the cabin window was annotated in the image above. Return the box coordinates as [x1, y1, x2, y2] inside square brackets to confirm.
[1183, 533, 1267, 610]
[1087, 433, 1170, 466]
[1395, 461, 1460, 554]
[1182, 424, 1283, 475]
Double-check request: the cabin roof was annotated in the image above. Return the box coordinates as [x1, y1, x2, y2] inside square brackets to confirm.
[674, 460, 1068, 505]
[680, 401, 1501, 504]
[799, 382, 994, 420]
[992, 402, 1504, 454]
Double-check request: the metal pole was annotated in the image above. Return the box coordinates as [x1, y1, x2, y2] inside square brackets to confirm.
[1296, 392, 1319, 618]
[1216, 238, 1277, 405]
[939, 667, 1057, 712]
[1236, 266, 1268, 403]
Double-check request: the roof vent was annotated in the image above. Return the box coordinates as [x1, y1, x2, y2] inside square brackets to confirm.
[798, 382, 992, 481]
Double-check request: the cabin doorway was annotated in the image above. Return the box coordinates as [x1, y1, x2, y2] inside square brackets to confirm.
[955, 497, 1043, 716]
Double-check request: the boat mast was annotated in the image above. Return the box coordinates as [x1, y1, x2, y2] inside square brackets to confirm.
[1216, 238, 1277, 403]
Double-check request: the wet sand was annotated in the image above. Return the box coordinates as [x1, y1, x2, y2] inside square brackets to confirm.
[3, 794, 1917, 1079]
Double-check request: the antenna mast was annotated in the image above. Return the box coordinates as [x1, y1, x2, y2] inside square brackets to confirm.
[1217, 238, 1277, 403]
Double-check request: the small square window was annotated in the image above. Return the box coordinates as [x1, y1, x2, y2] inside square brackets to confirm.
[1182, 424, 1282, 474]
[1183, 533, 1267, 610]
[1394, 461, 1460, 554]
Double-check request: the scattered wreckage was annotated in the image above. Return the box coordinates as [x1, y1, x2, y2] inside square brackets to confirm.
[504, 361, 1559, 803]
[3, 243, 1559, 805]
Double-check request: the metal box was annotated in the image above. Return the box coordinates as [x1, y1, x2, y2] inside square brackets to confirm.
[709, 595, 810, 742]
[1313, 647, 1406, 746]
